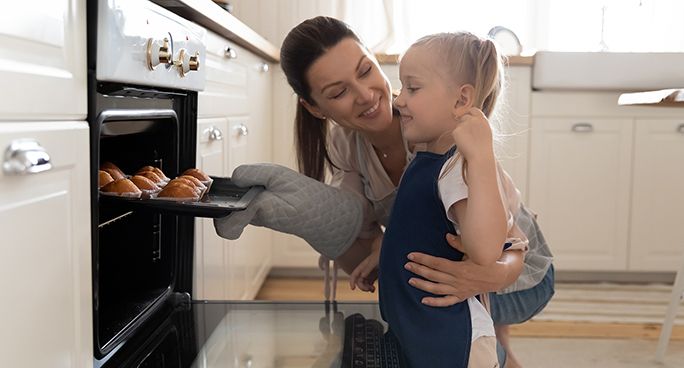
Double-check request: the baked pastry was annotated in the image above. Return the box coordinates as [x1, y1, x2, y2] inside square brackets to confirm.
[100, 162, 125, 178]
[137, 170, 163, 184]
[99, 170, 114, 188]
[182, 168, 211, 182]
[130, 175, 162, 192]
[100, 178, 142, 195]
[102, 168, 125, 181]
[178, 175, 207, 190]
[168, 177, 203, 195]
[157, 182, 198, 199]
[137, 166, 170, 182]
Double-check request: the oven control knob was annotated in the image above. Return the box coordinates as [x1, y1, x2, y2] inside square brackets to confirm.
[175, 49, 200, 77]
[146, 37, 172, 70]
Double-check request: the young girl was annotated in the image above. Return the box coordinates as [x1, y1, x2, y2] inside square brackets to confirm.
[356, 32, 530, 367]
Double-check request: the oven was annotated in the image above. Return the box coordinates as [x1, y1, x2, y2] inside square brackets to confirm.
[89, 0, 204, 365]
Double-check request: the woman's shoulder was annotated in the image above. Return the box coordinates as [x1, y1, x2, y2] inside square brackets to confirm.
[328, 124, 362, 170]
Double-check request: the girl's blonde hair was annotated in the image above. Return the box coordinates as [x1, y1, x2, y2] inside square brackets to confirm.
[410, 32, 506, 182]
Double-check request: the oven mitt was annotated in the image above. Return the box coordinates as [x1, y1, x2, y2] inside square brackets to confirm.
[213, 163, 364, 260]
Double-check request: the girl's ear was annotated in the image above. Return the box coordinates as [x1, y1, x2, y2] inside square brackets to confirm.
[452, 84, 475, 119]
[299, 98, 326, 120]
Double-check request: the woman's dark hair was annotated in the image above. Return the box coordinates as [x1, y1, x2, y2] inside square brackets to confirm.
[280, 16, 360, 181]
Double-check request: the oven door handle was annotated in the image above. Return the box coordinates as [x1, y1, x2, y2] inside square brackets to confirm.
[3, 139, 52, 175]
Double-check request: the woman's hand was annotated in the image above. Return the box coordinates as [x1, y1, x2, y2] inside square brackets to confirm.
[349, 236, 382, 292]
[404, 233, 524, 307]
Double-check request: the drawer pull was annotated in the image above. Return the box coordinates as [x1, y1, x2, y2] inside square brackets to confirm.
[235, 124, 249, 137]
[259, 62, 269, 73]
[571, 123, 594, 133]
[677, 124, 684, 134]
[3, 139, 52, 175]
[224, 46, 238, 59]
[203, 126, 223, 141]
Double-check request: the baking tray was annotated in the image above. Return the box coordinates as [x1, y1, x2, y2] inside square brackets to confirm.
[99, 176, 263, 218]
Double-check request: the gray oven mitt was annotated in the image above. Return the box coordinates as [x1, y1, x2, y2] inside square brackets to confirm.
[213, 163, 364, 260]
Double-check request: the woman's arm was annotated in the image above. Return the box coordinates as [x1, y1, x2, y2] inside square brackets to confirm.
[404, 234, 524, 307]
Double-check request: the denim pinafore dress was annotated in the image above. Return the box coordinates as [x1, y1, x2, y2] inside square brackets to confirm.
[379, 146, 471, 368]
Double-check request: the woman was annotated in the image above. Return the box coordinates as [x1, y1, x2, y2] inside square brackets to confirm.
[279, 16, 554, 367]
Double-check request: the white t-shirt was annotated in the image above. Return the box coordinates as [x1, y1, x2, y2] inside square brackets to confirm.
[437, 155, 530, 341]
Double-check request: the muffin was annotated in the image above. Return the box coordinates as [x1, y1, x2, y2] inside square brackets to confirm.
[157, 182, 198, 199]
[130, 175, 162, 192]
[137, 170, 164, 185]
[100, 161, 126, 180]
[100, 178, 142, 196]
[98, 170, 114, 188]
[179, 175, 207, 191]
[182, 168, 211, 182]
[168, 177, 203, 195]
[137, 166, 170, 182]
[102, 168, 125, 181]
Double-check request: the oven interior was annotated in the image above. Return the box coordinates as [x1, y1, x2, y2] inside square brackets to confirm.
[91, 85, 197, 359]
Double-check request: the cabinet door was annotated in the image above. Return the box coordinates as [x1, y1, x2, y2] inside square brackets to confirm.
[629, 119, 684, 271]
[528, 118, 633, 270]
[498, 66, 531, 201]
[244, 59, 273, 298]
[0, 122, 91, 368]
[0, 0, 87, 120]
[195, 118, 235, 300]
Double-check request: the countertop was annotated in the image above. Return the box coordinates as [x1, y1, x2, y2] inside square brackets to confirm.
[376, 53, 535, 66]
[152, 0, 280, 63]
[618, 89, 684, 107]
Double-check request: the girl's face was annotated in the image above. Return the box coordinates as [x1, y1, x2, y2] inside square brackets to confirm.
[303, 38, 394, 133]
[394, 46, 464, 150]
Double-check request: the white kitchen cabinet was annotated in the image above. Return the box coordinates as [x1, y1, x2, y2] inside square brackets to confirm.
[0, 0, 87, 121]
[629, 119, 684, 271]
[528, 117, 633, 271]
[498, 66, 531, 201]
[195, 29, 273, 300]
[0, 122, 91, 367]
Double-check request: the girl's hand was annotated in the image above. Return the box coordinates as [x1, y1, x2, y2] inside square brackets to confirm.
[451, 107, 494, 161]
[349, 236, 382, 292]
[404, 233, 522, 307]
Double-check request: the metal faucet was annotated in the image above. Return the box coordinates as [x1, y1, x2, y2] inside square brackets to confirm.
[487, 26, 522, 55]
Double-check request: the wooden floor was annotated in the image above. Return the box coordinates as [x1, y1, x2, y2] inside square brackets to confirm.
[256, 277, 684, 340]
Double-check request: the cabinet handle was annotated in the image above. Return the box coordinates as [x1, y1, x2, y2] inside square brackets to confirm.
[3, 139, 52, 175]
[259, 62, 269, 73]
[677, 124, 684, 134]
[207, 126, 223, 141]
[571, 122, 594, 133]
[235, 124, 249, 137]
[224, 46, 238, 59]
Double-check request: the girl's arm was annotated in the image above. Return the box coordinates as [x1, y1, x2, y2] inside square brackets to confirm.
[449, 153, 507, 266]
[449, 108, 508, 266]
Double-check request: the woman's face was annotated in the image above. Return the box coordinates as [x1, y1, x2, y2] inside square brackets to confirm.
[303, 38, 394, 133]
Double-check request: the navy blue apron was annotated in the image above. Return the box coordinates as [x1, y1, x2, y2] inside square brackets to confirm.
[379, 146, 471, 368]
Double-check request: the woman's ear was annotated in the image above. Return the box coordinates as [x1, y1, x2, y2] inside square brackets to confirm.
[452, 84, 475, 119]
[299, 98, 326, 120]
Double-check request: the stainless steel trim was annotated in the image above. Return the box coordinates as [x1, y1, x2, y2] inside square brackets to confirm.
[3, 139, 53, 175]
